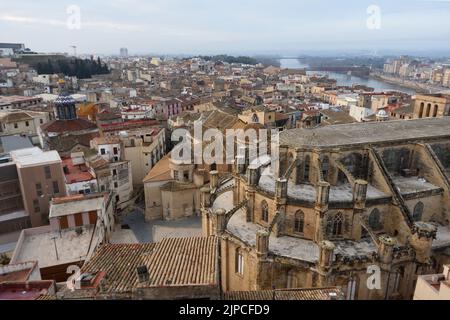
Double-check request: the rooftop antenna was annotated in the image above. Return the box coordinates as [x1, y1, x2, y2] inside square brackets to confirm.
[70, 45, 77, 57]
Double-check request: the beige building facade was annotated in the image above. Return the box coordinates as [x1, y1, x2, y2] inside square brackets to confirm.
[11, 147, 67, 227]
[413, 94, 450, 119]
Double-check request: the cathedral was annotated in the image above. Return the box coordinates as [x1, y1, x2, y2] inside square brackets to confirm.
[202, 117, 450, 300]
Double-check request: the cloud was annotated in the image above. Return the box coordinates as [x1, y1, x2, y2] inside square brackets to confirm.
[0, 14, 65, 26]
[0, 14, 143, 31]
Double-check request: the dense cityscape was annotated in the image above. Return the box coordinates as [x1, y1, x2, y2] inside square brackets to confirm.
[0, 1, 449, 308]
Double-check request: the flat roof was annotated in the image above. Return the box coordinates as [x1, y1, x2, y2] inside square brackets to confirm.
[10, 147, 61, 167]
[49, 196, 104, 218]
[12, 225, 95, 268]
[280, 117, 450, 148]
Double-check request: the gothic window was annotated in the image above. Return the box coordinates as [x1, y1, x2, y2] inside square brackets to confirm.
[252, 113, 259, 123]
[261, 200, 269, 222]
[346, 278, 357, 300]
[235, 248, 244, 275]
[321, 156, 330, 181]
[413, 202, 424, 221]
[368, 209, 382, 231]
[295, 161, 302, 184]
[329, 212, 344, 237]
[294, 210, 305, 233]
[303, 155, 310, 182]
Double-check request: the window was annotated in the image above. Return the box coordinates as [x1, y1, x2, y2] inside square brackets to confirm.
[44, 166, 51, 179]
[113, 147, 118, 155]
[321, 156, 330, 181]
[295, 161, 302, 184]
[174, 170, 179, 180]
[113, 169, 117, 176]
[115, 195, 120, 203]
[346, 278, 357, 300]
[52, 181, 59, 194]
[287, 270, 297, 288]
[329, 212, 344, 237]
[25, 121, 29, 127]
[413, 202, 424, 221]
[368, 209, 382, 231]
[184, 171, 189, 181]
[235, 248, 244, 275]
[14, 123, 18, 129]
[261, 200, 269, 222]
[35, 183, 43, 197]
[33, 199, 40, 213]
[294, 210, 305, 233]
[100, 148, 106, 155]
[114, 182, 118, 188]
[40, 119, 44, 124]
[303, 155, 310, 182]
[251, 113, 259, 123]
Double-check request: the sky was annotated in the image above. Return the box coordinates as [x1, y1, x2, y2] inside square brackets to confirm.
[0, 0, 450, 56]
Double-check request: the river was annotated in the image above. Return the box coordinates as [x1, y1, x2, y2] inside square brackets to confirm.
[279, 58, 416, 95]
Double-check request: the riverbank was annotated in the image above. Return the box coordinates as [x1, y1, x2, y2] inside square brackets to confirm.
[370, 73, 448, 94]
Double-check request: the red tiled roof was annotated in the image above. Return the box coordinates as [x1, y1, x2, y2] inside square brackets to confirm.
[41, 119, 99, 134]
[224, 287, 344, 300]
[82, 237, 218, 293]
[62, 158, 95, 183]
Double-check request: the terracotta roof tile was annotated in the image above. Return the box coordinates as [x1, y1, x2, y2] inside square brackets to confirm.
[224, 287, 344, 300]
[81, 237, 218, 294]
[41, 119, 98, 134]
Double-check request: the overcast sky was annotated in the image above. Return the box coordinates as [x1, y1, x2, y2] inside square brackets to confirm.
[1, 0, 449, 56]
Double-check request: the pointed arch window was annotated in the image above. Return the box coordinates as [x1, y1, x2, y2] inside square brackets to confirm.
[413, 202, 424, 221]
[261, 200, 269, 222]
[295, 161, 302, 184]
[303, 155, 310, 182]
[331, 212, 344, 237]
[368, 208, 382, 231]
[235, 248, 244, 275]
[321, 156, 330, 181]
[294, 210, 305, 233]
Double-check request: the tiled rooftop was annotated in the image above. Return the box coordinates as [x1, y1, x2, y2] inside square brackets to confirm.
[82, 236, 218, 294]
[224, 287, 344, 300]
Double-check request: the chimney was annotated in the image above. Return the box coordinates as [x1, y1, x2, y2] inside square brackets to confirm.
[136, 265, 149, 283]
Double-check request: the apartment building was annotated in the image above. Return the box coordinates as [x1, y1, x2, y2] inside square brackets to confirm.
[10, 147, 67, 227]
[0, 109, 49, 136]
